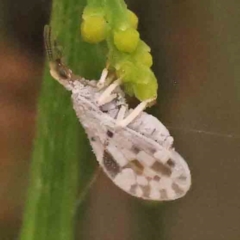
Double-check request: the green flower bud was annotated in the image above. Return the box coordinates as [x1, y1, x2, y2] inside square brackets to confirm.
[133, 41, 153, 67]
[138, 40, 151, 52]
[81, 16, 107, 43]
[115, 60, 135, 82]
[127, 10, 138, 29]
[113, 28, 139, 53]
[80, 4, 158, 101]
[133, 69, 158, 101]
[136, 51, 153, 67]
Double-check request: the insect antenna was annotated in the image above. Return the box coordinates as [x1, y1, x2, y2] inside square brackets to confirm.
[44, 25, 54, 61]
[43, 25, 73, 81]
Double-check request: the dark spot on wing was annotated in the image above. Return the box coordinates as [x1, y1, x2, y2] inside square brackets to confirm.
[129, 184, 138, 195]
[107, 130, 114, 138]
[148, 148, 156, 155]
[141, 185, 151, 198]
[172, 183, 184, 195]
[126, 160, 144, 175]
[151, 128, 156, 135]
[151, 161, 172, 176]
[153, 175, 161, 181]
[160, 189, 168, 199]
[146, 176, 152, 182]
[90, 137, 96, 142]
[132, 146, 140, 154]
[178, 175, 187, 181]
[103, 151, 121, 178]
[166, 159, 175, 167]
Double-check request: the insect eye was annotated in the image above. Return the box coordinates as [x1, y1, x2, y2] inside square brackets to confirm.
[57, 63, 71, 79]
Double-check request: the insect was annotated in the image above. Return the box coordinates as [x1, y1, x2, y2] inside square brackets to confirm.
[44, 25, 191, 201]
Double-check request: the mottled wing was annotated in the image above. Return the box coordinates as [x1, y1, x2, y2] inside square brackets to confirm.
[71, 84, 191, 201]
[87, 123, 191, 201]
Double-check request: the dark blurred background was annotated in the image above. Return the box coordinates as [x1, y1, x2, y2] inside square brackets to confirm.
[0, 0, 240, 239]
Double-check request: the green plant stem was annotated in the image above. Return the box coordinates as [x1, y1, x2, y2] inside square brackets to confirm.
[20, 0, 104, 240]
[105, 0, 129, 27]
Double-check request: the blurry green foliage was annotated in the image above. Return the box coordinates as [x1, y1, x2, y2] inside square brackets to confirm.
[20, 0, 104, 239]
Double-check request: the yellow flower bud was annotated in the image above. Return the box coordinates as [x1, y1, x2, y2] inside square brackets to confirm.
[127, 10, 138, 29]
[113, 28, 139, 53]
[81, 16, 107, 44]
[137, 51, 153, 67]
[133, 69, 158, 100]
[115, 60, 134, 81]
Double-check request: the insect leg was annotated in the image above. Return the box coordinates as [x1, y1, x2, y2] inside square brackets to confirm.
[98, 93, 118, 106]
[97, 78, 122, 106]
[97, 68, 108, 89]
[116, 98, 156, 127]
[97, 67, 115, 89]
[116, 104, 128, 122]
